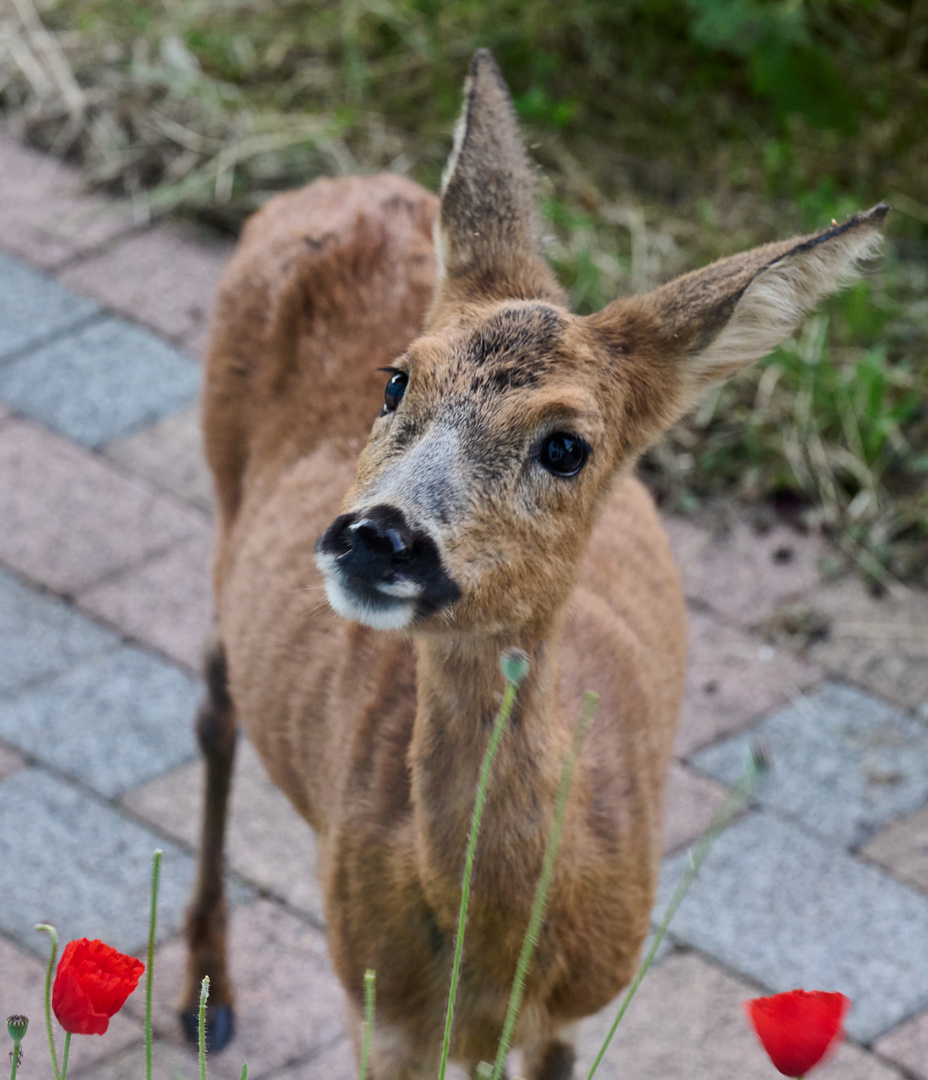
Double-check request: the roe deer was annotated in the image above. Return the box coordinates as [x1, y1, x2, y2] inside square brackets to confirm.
[182, 48, 886, 1079]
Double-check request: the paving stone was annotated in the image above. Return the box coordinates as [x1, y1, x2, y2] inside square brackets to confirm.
[0, 933, 143, 1080]
[0, 566, 120, 695]
[861, 803, 928, 895]
[0, 420, 203, 593]
[80, 528, 213, 670]
[795, 575, 928, 711]
[272, 1038, 359, 1080]
[70, 1040, 199, 1080]
[664, 515, 826, 627]
[124, 737, 325, 923]
[0, 131, 136, 269]
[663, 762, 728, 854]
[0, 743, 25, 779]
[656, 811, 928, 1041]
[875, 1008, 928, 1080]
[0, 250, 97, 360]
[105, 407, 215, 512]
[133, 901, 347, 1080]
[693, 683, 928, 848]
[0, 645, 199, 797]
[676, 609, 822, 756]
[60, 222, 233, 358]
[0, 317, 201, 447]
[0, 769, 247, 958]
[572, 951, 903, 1080]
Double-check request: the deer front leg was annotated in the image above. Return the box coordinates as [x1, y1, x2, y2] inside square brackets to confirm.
[180, 639, 237, 1052]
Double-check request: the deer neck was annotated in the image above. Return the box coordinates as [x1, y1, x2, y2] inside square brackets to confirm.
[410, 623, 572, 930]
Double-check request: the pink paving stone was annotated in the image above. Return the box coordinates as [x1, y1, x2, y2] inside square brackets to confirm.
[123, 737, 324, 921]
[798, 573, 928, 711]
[70, 1040, 196, 1080]
[60, 221, 234, 358]
[572, 951, 903, 1080]
[0, 935, 143, 1080]
[273, 1038, 359, 1080]
[875, 1008, 928, 1080]
[663, 761, 728, 854]
[0, 131, 136, 270]
[126, 900, 347, 1080]
[79, 526, 213, 671]
[104, 406, 215, 512]
[0, 743, 25, 780]
[861, 803, 928, 895]
[0, 419, 204, 595]
[664, 514, 827, 627]
[675, 608, 822, 757]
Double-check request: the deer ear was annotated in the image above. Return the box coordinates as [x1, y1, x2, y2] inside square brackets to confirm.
[430, 50, 564, 314]
[589, 204, 888, 442]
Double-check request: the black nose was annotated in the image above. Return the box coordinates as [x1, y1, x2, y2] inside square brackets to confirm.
[317, 503, 462, 615]
[317, 504, 414, 584]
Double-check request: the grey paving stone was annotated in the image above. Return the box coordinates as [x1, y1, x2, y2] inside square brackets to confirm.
[0, 566, 120, 696]
[0, 251, 98, 360]
[124, 737, 325, 923]
[656, 811, 928, 1041]
[0, 317, 200, 447]
[0, 646, 199, 796]
[0, 768, 250, 958]
[692, 683, 928, 848]
[573, 951, 904, 1080]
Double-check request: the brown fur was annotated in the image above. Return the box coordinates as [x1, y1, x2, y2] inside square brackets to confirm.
[184, 49, 886, 1079]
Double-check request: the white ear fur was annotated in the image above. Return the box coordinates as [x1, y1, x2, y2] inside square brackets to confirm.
[686, 220, 884, 389]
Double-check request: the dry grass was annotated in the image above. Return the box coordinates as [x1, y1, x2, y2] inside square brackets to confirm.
[1, 0, 925, 583]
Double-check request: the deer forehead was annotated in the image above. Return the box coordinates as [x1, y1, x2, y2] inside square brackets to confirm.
[400, 302, 608, 431]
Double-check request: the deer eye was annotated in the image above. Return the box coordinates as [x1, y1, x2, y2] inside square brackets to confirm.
[539, 433, 589, 477]
[381, 370, 408, 415]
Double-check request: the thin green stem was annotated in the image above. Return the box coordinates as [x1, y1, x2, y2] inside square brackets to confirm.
[146, 849, 162, 1080]
[8, 1038, 20, 1080]
[585, 749, 767, 1080]
[239, 1066, 249, 1080]
[199, 976, 210, 1080]
[437, 673, 522, 1080]
[491, 691, 598, 1080]
[34, 924, 60, 1080]
[358, 969, 376, 1080]
[58, 1033, 71, 1080]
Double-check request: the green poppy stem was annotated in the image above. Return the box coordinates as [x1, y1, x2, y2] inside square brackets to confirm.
[358, 969, 376, 1080]
[199, 976, 210, 1080]
[34, 924, 60, 1080]
[8, 1045, 18, 1080]
[238, 1065, 249, 1080]
[490, 690, 598, 1080]
[437, 653, 527, 1080]
[146, 850, 162, 1080]
[58, 1032, 71, 1080]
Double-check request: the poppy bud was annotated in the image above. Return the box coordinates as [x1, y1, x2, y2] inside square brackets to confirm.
[500, 647, 530, 687]
[6, 1015, 28, 1042]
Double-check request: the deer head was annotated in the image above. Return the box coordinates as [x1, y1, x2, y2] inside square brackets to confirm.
[316, 50, 885, 637]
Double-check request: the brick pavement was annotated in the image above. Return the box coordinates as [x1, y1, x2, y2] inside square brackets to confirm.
[1, 131, 927, 1080]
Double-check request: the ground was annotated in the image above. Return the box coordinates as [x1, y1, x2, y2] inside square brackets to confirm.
[1, 132, 928, 1080]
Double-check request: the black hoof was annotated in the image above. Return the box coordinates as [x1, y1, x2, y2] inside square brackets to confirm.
[180, 1003, 235, 1054]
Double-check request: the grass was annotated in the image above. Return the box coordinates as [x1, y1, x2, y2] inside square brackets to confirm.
[1, 0, 925, 583]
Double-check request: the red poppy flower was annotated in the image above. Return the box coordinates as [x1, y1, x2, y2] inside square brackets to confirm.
[52, 939, 145, 1036]
[744, 990, 850, 1076]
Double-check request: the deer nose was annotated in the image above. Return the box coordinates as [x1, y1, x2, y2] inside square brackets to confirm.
[318, 505, 414, 583]
[349, 518, 409, 558]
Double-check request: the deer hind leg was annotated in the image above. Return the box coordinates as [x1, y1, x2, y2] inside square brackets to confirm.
[179, 638, 237, 1052]
[521, 1026, 578, 1080]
